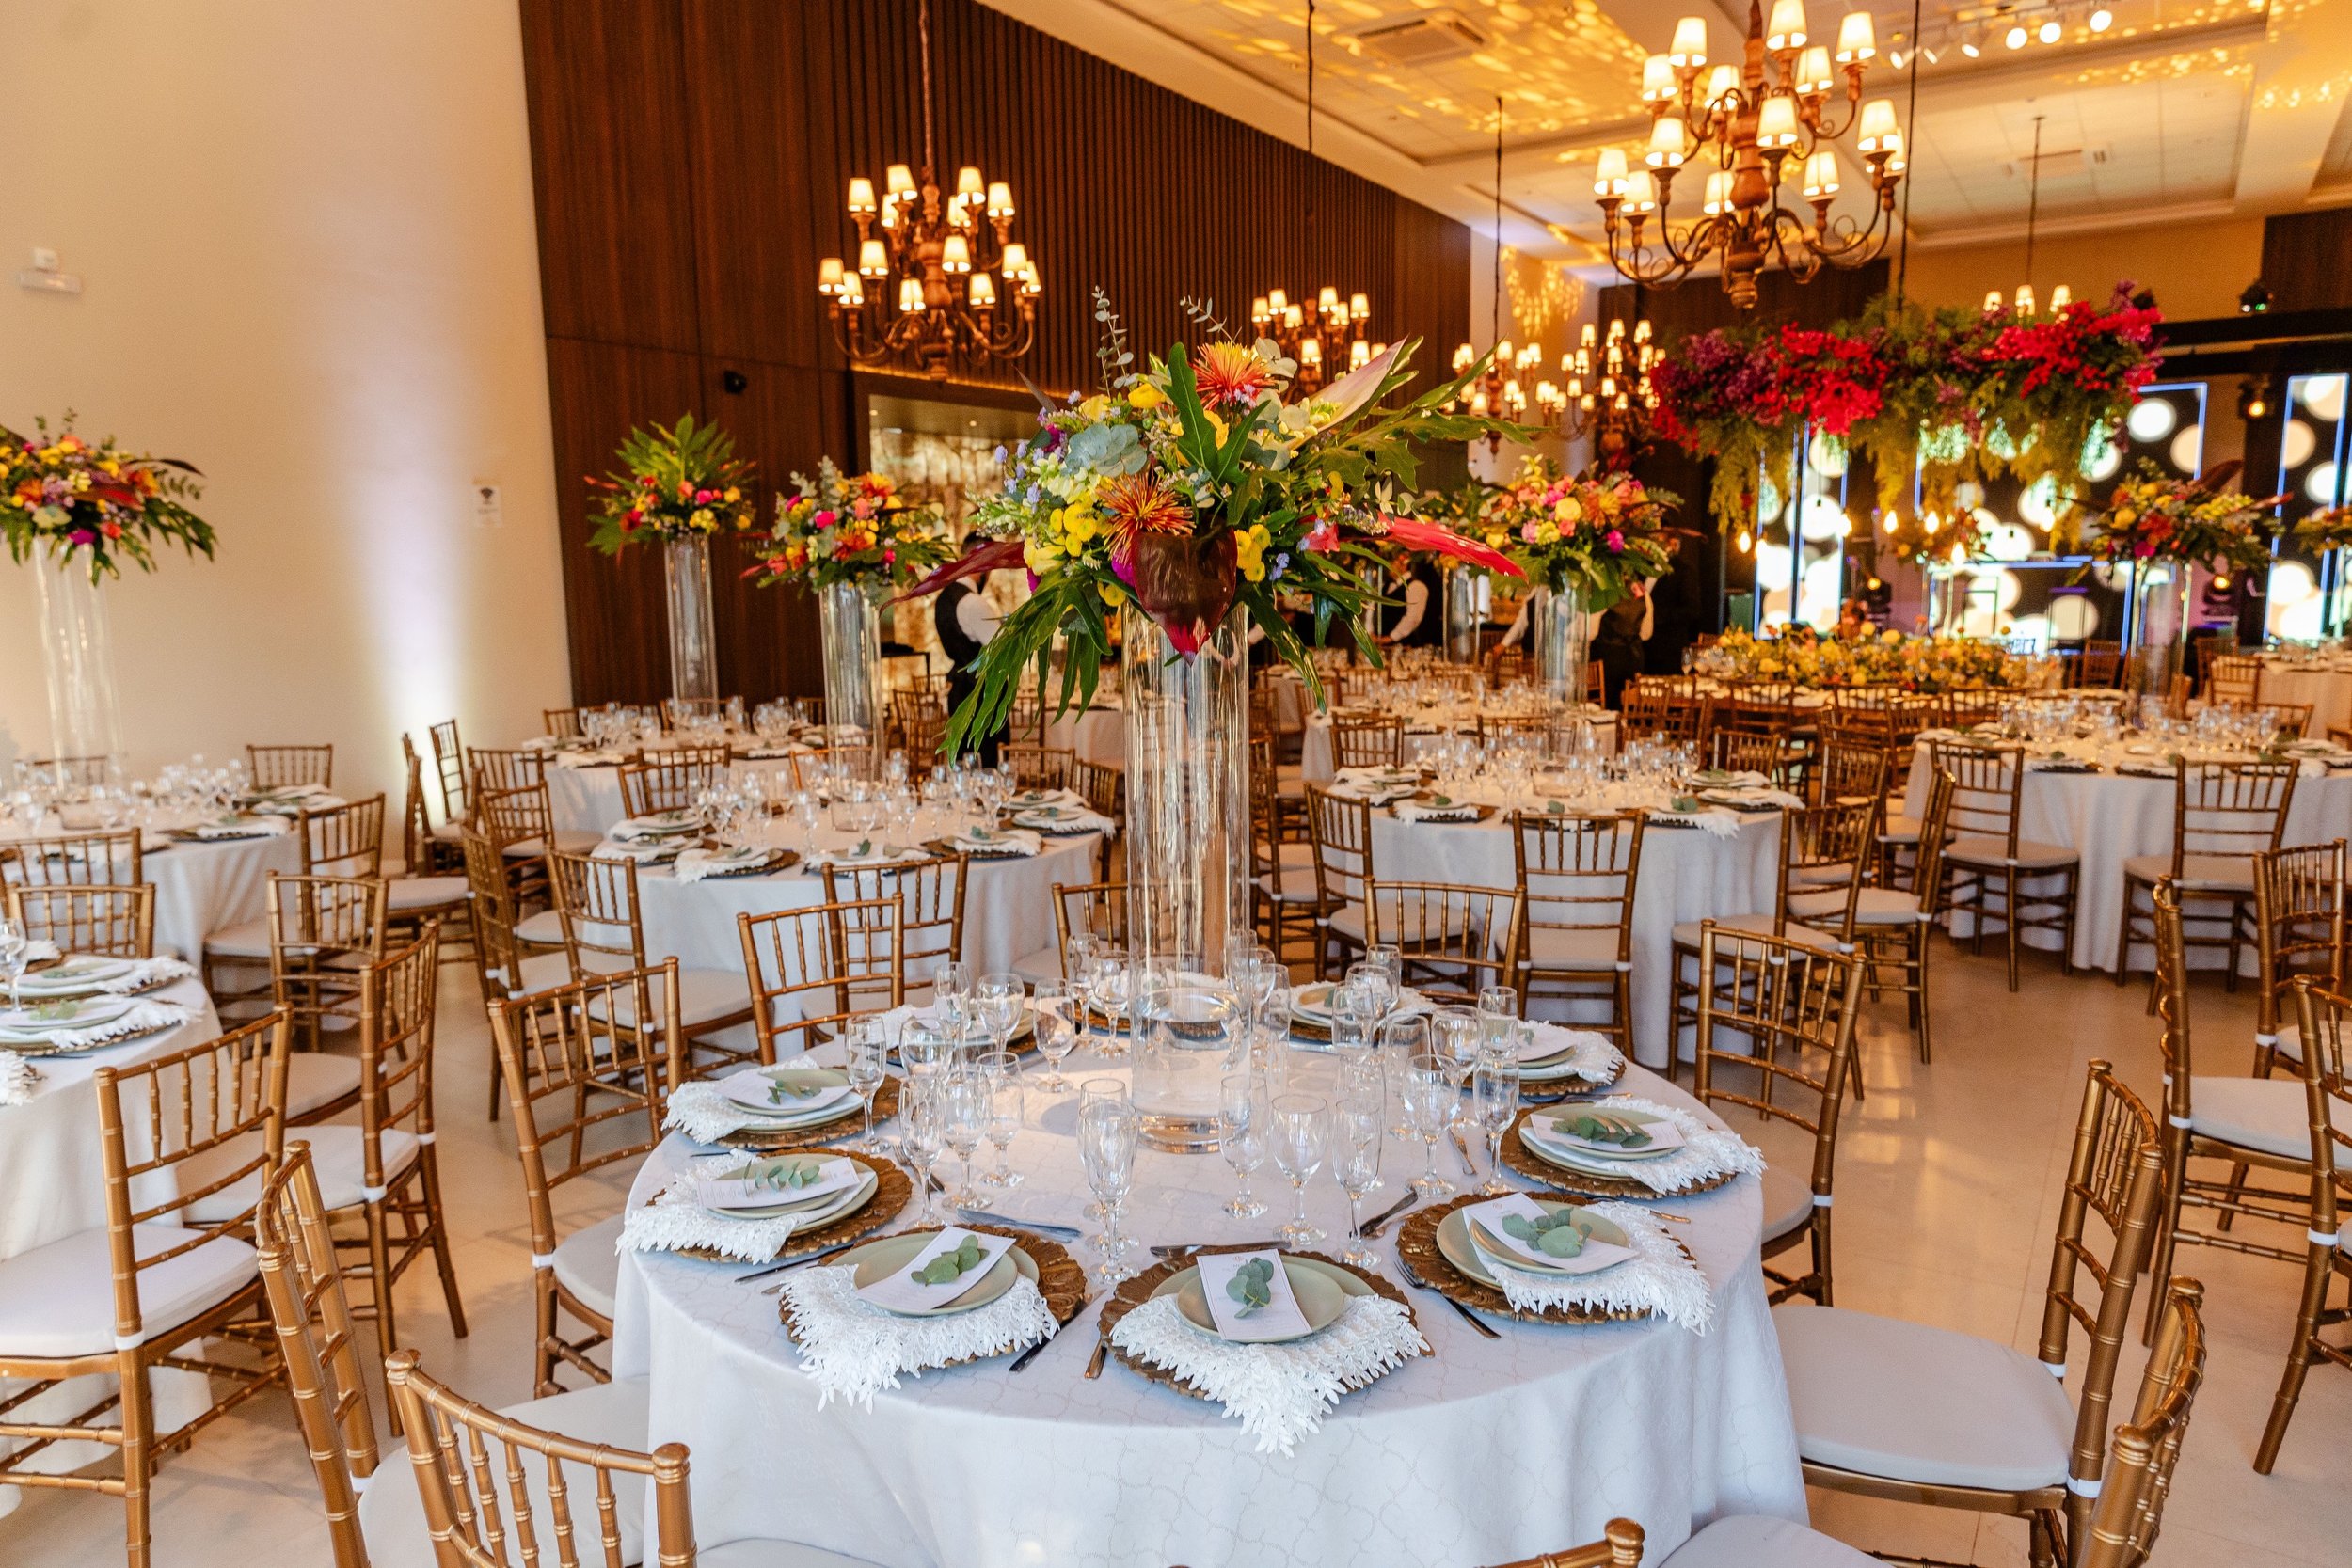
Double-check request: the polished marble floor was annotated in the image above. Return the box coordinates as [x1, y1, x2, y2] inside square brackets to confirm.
[4, 942, 2344, 1566]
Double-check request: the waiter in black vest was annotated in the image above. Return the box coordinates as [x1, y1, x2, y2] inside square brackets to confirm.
[1382, 552, 1446, 650]
[934, 569, 1005, 765]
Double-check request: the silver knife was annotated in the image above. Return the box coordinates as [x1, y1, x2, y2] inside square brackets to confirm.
[958, 1211, 1082, 1240]
[1358, 1191, 1417, 1239]
[739, 1239, 859, 1288]
[1450, 1126, 1479, 1178]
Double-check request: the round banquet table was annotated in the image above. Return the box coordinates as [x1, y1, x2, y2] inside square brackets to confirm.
[1359, 805, 1781, 1069]
[0, 977, 223, 1500]
[1041, 701, 1124, 768]
[1302, 707, 1620, 784]
[0, 827, 299, 962]
[2255, 658, 2352, 739]
[543, 752, 806, 837]
[1899, 742, 2352, 973]
[610, 1049, 1805, 1568]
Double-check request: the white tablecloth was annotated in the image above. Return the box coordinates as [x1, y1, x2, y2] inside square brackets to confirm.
[2256, 661, 2352, 739]
[612, 1054, 1804, 1567]
[546, 754, 805, 837]
[1041, 704, 1124, 768]
[0, 831, 296, 962]
[1301, 711, 1621, 784]
[1900, 752, 2352, 972]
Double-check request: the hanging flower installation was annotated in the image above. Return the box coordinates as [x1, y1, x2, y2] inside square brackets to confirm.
[1, 415, 214, 581]
[902, 292, 1519, 753]
[586, 414, 757, 553]
[2291, 501, 2352, 553]
[751, 460, 951, 592]
[1650, 284, 2163, 543]
[1480, 457, 1683, 606]
[2084, 461, 2278, 575]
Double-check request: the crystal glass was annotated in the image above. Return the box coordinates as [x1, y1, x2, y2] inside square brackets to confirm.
[977, 971, 1024, 1058]
[1363, 944, 1403, 1014]
[900, 1093, 945, 1227]
[935, 960, 975, 1047]
[1268, 1092, 1328, 1247]
[940, 1072, 989, 1210]
[1078, 1077, 1127, 1222]
[898, 1020, 955, 1093]
[1476, 986, 1520, 1058]
[1219, 1071, 1268, 1217]
[1333, 1093, 1385, 1271]
[818, 578, 884, 777]
[1402, 1050, 1456, 1199]
[846, 1018, 889, 1153]
[0, 917, 26, 1018]
[662, 535, 719, 702]
[1086, 946, 1130, 1057]
[1431, 1005, 1481, 1090]
[979, 1050, 1024, 1188]
[1471, 1058, 1522, 1196]
[1077, 1096, 1140, 1286]
[1376, 1015, 1428, 1141]
[1031, 979, 1079, 1091]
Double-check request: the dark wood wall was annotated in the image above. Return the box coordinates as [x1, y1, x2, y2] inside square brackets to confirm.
[518, 0, 1473, 704]
[2262, 210, 2352, 313]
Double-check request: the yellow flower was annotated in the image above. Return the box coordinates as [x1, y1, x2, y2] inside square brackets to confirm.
[1235, 523, 1270, 582]
[1485, 531, 1508, 552]
[689, 507, 714, 531]
[1204, 409, 1229, 446]
[1128, 383, 1165, 411]
[1555, 498, 1582, 524]
[1534, 521, 1560, 546]
[1078, 395, 1113, 420]
[1101, 581, 1127, 608]
[723, 486, 741, 503]
[1025, 537, 1062, 574]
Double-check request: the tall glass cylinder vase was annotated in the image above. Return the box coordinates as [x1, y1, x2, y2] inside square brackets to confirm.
[1123, 605, 1251, 1150]
[818, 578, 884, 773]
[34, 555, 124, 777]
[662, 535, 719, 703]
[2131, 561, 2193, 708]
[1443, 565, 1483, 664]
[1531, 583, 1590, 705]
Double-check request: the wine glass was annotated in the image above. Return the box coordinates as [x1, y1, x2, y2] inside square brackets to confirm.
[977, 971, 1024, 1059]
[1219, 1072, 1267, 1218]
[935, 959, 975, 1034]
[846, 1018, 889, 1153]
[978, 1050, 1023, 1188]
[1471, 1058, 1522, 1196]
[1268, 1093, 1328, 1248]
[0, 916, 26, 1019]
[898, 1020, 955, 1093]
[1476, 986, 1519, 1058]
[1376, 1015, 1428, 1141]
[940, 1072, 988, 1210]
[1402, 1049, 1456, 1199]
[1363, 945, 1403, 1016]
[1078, 1077, 1127, 1221]
[1431, 1006, 1480, 1090]
[900, 1092, 945, 1227]
[1333, 1093, 1385, 1271]
[1087, 947, 1130, 1058]
[1030, 979, 1079, 1092]
[1077, 1096, 1139, 1286]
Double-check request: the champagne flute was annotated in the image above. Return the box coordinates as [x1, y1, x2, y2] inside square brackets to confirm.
[941, 1072, 988, 1209]
[1363, 945, 1403, 1017]
[1402, 1049, 1456, 1199]
[1078, 1077, 1126, 1221]
[1268, 1093, 1328, 1248]
[1087, 947, 1130, 1058]
[1077, 1097, 1139, 1286]
[979, 1049, 1023, 1188]
[1219, 1071, 1267, 1217]
[1376, 1015, 1427, 1141]
[846, 1017, 889, 1153]
[1431, 1005, 1480, 1091]
[1472, 1058, 1522, 1196]
[1333, 1093, 1384, 1270]
[900, 1092, 945, 1227]
[0, 916, 26, 1020]
[1030, 979, 1078, 1091]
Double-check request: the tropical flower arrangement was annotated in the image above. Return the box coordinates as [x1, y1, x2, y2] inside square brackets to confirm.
[905, 292, 1515, 752]
[1650, 284, 2162, 544]
[751, 459, 952, 594]
[2084, 461, 2278, 574]
[1710, 626, 2026, 691]
[587, 414, 757, 554]
[1, 415, 213, 581]
[1476, 457, 1683, 609]
[2291, 502, 2352, 553]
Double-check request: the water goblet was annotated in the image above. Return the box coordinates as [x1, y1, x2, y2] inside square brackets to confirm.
[1218, 1072, 1268, 1217]
[977, 971, 1024, 1057]
[978, 1051, 1024, 1188]
[898, 1020, 955, 1093]
[1363, 944, 1403, 1014]
[940, 1072, 989, 1210]
[1333, 1093, 1385, 1271]
[1475, 986, 1520, 1058]
[899, 1094, 946, 1227]
[1030, 979, 1079, 1091]
[1402, 1050, 1456, 1199]
[1268, 1093, 1328, 1248]
[1376, 1015, 1428, 1141]
[1077, 1098, 1139, 1285]
[1471, 1058, 1522, 1196]
[845, 1018, 889, 1153]
[0, 917, 26, 1019]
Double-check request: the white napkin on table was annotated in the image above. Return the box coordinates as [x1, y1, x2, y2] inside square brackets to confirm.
[1106, 1289, 1427, 1455]
[186, 816, 291, 840]
[23, 942, 60, 967]
[1518, 1022, 1623, 1085]
[0, 998, 193, 1052]
[1391, 797, 1481, 822]
[776, 1259, 1058, 1409]
[612, 813, 700, 842]
[1460, 1196, 1714, 1331]
[1645, 805, 1742, 839]
[12, 956, 194, 997]
[617, 1163, 854, 1264]
[1010, 804, 1118, 836]
[800, 843, 928, 871]
[948, 826, 1042, 857]
[553, 750, 630, 768]
[1331, 768, 1420, 804]
[1005, 788, 1086, 813]
[663, 1078, 859, 1146]
[249, 792, 346, 817]
[672, 847, 778, 883]
[1519, 1096, 1765, 1195]
[0, 1051, 39, 1107]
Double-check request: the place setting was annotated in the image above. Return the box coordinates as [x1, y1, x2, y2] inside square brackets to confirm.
[0, 991, 196, 1059]
[618, 1148, 911, 1270]
[1501, 1098, 1764, 1202]
[1394, 1191, 1714, 1332]
[665, 1059, 902, 1154]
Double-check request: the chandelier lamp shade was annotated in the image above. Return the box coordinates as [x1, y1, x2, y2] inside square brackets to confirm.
[816, 0, 1039, 378]
[1559, 316, 1659, 465]
[1594, 0, 1905, 308]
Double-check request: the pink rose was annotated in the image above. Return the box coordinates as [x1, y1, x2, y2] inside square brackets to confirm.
[813, 509, 835, 530]
[1605, 530, 1625, 552]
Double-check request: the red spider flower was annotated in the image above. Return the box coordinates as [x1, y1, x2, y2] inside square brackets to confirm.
[1192, 342, 1273, 410]
[1099, 472, 1193, 563]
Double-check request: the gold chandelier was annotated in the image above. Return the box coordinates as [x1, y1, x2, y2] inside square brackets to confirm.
[1985, 114, 2071, 317]
[1593, 1, 1905, 309]
[1559, 317, 1659, 466]
[816, 0, 1038, 379]
[1248, 0, 1375, 395]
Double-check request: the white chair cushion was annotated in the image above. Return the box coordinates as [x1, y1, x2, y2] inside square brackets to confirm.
[699, 1542, 887, 1567]
[498, 950, 573, 997]
[2189, 1075, 2340, 1161]
[514, 908, 567, 946]
[285, 1052, 363, 1118]
[0, 1225, 258, 1358]
[1946, 835, 2077, 870]
[1761, 1165, 1815, 1244]
[183, 1125, 421, 1224]
[386, 875, 469, 912]
[1790, 860, 1858, 888]
[554, 1212, 626, 1323]
[1521, 925, 1623, 972]
[1670, 916, 1839, 954]
[1877, 813, 1920, 846]
[1326, 902, 1369, 944]
[358, 1379, 651, 1568]
[503, 831, 604, 859]
[585, 966, 754, 1030]
[429, 820, 466, 842]
[2123, 852, 2254, 893]
[1257, 864, 1318, 903]
[1788, 886, 1923, 926]
[1772, 1302, 2074, 1492]
[1662, 1515, 1879, 1567]
[202, 917, 272, 959]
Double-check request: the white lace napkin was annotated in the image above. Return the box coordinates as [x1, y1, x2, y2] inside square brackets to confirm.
[672, 847, 779, 883]
[0, 998, 193, 1052]
[612, 814, 700, 842]
[553, 749, 630, 768]
[24, 942, 60, 966]
[1519, 1023, 1623, 1085]
[616, 1165, 850, 1264]
[593, 839, 677, 863]
[1006, 788, 1087, 813]
[776, 1261, 1058, 1408]
[948, 827, 1042, 857]
[0, 1051, 39, 1106]
[663, 1080, 860, 1146]
[1331, 768, 1419, 804]
[1010, 806, 1118, 836]
[801, 844, 929, 871]
[1645, 805, 1742, 839]
[1699, 785, 1804, 810]
[1464, 1199, 1715, 1332]
[187, 816, 291, 839]
[1520, 1095, 1765, 1195]
[250, 792, 346, 817]
[16, 957, 195, 998]
[1391, 797, 1481, 822]
[1107, 1291, 1427, 1455]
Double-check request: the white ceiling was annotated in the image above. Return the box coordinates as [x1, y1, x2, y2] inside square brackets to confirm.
[979, 0, 2352, 263]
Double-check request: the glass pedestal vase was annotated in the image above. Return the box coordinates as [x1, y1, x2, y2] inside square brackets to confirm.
[1122, 605, 1251, 1150]
[662, 535, 719, 703]
[1443, 565, 1483, 664]
[2131, 562, 2193, 709]
[34, 556, 124, 778]
[818, 579, 884, 774]
[1531, 583, 1590, 705]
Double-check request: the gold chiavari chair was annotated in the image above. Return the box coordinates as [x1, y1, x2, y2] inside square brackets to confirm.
[1702, 724, 1788, 782]
[1001, 741, 1076, 791]
[618, 747, 733, 818]
[8, 881, 155, 959]
[900, 706, 948, 779]
[1512, 813, 1643, 1053]
[27, 753, 112, 787]
[491, 962, 677, 1394]
[468, 746, 550, 800]
[479, 782, 601, 911]
[544, 705, 585, 740]
[2253, 978, 2352, 1470]
[1940, 688, 2006, 730]
[1833, 768, 1951, 1064]
[0, 825, 141, 886]
[1812, 732, 1890, 812]
[2116, 758, 2296, 989]
[1692, 924, 1860, 1307]
[1774, 1058, 2166, 1564]
[1776, 798, 1880, 957]
[1331, 714, 1404, 770]
[201, 871, 386, 1049]
[1364, 880, 1520, 1005]
[2205, 652, 2263, 707]
[1248, 735, 1316, 960]
[822, 853, 965, 1008]
[2262, 701, 2315, 740]
[1052, 879, 1132, 975]
[295, 792, 385, 879]
[1620, 679, 1705, 744]
[249, 743, 335, 789]
[547, 850, 757, 1072]
[1475, 711, 1551, 749]
[429, 717, 468, 826]
[1664, 806, 1844, 1074]
[1474, 1519, 1645, 1568]
[2252, 840, 2346, 1079]
[1933, 738, 2081, 991]
[2142, 880, 2324, 1337]
[400, 732, 465, 875]
[1304, 784, 1377, 979]
[739, 898, 905, 1063]
[2079, 1279, 2207, 1566]
[1074, 755, 1125, 823]
[462, 826, 568, 1001]
[2072, 640, 2123, 689]
[0, 1013, 291, 1568]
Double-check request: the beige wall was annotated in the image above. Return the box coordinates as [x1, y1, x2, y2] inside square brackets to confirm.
[1901, 217, 2267, 323]
[0, 0, 568, 804]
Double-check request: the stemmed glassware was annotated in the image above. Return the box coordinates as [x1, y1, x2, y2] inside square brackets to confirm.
[1218, 1072, 1267, 1218]
[900, 1092, 946, 1227]
[898, 1020, 955, 1095]
[1030, 979, 1079, 1091]
[1476, 986, 1519, 1058]
[976, 972, 1025, 1060]
[1401, 1049, 1456, 1199]
[1078, 1077, 1125, 1222]
[978, 1050, 1023, 1188]
[1333, 1092, 1385, 1271]
[940, 1072, 989, 1210]
[1431, 1006, 1480, 1092]
[0, 917, 26, 1019]
[1362, 945, 1403, 1015]
[1086, 946, 1130, 1057]
[1269, 1093, 1328, 1248]
[1471, 1057, 1522, 1196]
[1376, 1015, 1427, 1142]
[846, 1018, 889, 1153]
[1077, 1091, 1139, 1286]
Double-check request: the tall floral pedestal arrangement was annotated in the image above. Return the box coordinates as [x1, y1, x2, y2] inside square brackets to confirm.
[1443, 565, 1483, 663]
[818, 579, 884, 758]
[2128, 562, 2192, 702]
[1478, 459, 1681, 705]
[588, 413, 755, 703]
[1530, 584, 1588, 703]
[4, 417, 215, 776]
[2087, 463, 2277, 706]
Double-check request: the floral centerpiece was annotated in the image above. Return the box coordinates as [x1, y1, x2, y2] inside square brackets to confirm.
[2291, 502, 2352, 553]
[585, 414, 757, 701]
[1481, 457, 1681, 607]
[2083, 462, 2277, 574]
[751, 459, 951, 592]
[2, 414, 213, 581]
[1708, 626, 2025, 691]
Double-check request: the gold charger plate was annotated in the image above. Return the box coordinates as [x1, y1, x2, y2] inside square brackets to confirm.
[776, 1222, 1089, 1367]
[1093, 1243, 1420, 1400]
[719, 1074, 902, 1153]
[1519, 1052, 1627, 1101]
[1396, 1195, 1671, 1325]
[649, 1149, 911, 1263]
[1499, 1108, 1736, 1201]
